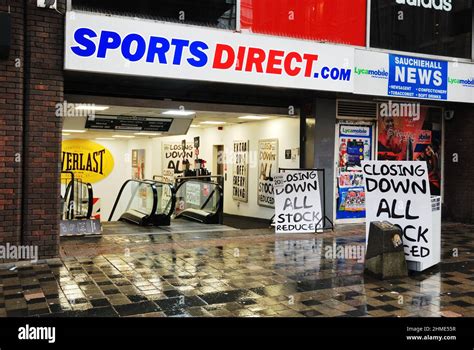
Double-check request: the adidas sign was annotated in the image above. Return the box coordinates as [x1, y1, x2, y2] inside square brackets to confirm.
[395, 0, 452, 12]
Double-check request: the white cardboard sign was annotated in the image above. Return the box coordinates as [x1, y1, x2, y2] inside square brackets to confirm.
[274, 170, 323, 234]
[362, 161, 436, 269]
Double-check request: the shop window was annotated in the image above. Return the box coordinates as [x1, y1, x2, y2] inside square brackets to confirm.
[72, 0, 236, 30]
[370, 0, 473, 59]
[240, 0, 367, 46]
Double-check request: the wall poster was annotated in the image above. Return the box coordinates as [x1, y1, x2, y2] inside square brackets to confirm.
[258, 139, 278, 208]
[377, 104, 442, 195]
[162, 141, 195, 175]
[131, 149, 145, 180]
[336, 124, 373, 220]
[61, 139, 114, 184]
[232, 140, 249, 202]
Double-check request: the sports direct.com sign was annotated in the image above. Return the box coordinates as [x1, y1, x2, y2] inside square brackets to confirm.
[65, 12, 473, 103]
[64, 12, 354, 92]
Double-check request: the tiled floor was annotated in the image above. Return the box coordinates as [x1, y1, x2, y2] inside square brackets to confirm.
[0, 222, 473, 317]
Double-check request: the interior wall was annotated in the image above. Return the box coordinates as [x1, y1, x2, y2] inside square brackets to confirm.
[155, 117, 300, 219]
[84, 117, 300, 221]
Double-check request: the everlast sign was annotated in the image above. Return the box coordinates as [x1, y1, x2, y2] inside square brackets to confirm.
[62, 150, 106, 174]
[61, 140, 114, 183]
[371, 0, 472, 59]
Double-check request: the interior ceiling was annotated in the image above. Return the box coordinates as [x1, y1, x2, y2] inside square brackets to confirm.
[62, 104, 289, 140]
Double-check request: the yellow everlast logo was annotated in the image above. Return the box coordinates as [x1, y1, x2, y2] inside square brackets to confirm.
[62, 149, 105, 174]
[61, 139, 114, 183]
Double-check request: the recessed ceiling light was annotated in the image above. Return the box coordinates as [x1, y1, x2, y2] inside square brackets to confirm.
[190, 125, 200, 128]
[134, 132, 162, 136]
[62, 133, 71, 136]
[239, 115, 270, 120]
[74, 105, 109, 111]
[162, 110, 195, 116]
[63, 129, 86, 133]
[113, 135, 135, 138]
[200, 121, 226, 125]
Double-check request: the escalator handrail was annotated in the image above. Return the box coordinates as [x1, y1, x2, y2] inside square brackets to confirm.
[85, 182, 94, 219]
[175, 179, 223, 214]
[61, 171, 75, 220]
[146, 180, 177, 217]
[63, 180, 74, 220]
[108, 179, 173, 222]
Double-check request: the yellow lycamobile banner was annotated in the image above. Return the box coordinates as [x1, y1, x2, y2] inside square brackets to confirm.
[61, 139, 114, 183]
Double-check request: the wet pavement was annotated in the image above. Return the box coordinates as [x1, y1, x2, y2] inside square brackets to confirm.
[0, 222, 473, 317]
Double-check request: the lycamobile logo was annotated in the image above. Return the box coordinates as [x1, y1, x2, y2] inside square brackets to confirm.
[355, 67, 389, 78]
[448, 77, 474, 87]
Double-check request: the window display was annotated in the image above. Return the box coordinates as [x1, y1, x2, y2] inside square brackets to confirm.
[377, 105, 442, 195]
[336, 124, 374, 220]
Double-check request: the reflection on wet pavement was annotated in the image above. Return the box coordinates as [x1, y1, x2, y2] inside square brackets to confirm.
[0, 223, 473, 317]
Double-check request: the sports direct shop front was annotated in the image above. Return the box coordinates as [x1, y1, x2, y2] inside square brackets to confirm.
[64, 12, 355, 93]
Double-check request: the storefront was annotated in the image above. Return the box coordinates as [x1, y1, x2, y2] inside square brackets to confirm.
[332, 100, 445, 224]
[0, 0, 472, 259]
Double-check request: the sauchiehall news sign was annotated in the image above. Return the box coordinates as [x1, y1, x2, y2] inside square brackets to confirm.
[370, 0, 472, 59]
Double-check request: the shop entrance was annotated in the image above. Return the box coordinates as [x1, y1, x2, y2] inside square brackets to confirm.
[60, 95, 299, 236]
[334, 120, 376, 224]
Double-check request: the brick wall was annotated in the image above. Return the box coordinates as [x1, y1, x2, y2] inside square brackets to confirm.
[0, 0, 65, 259]
[0, 2, 23, 253]
[444, 105, 474, 224]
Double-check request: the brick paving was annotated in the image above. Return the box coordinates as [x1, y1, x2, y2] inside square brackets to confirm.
[0, 222, 473, 317]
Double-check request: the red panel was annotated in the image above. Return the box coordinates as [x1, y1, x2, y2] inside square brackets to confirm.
[241, 0, 367, 47]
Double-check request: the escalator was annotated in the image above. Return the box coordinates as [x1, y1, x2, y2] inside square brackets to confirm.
[107, 177, 223, 227]
[174, 178, 223, 224]
[61, 171, 94, 220]
[108, 179, 176, 226]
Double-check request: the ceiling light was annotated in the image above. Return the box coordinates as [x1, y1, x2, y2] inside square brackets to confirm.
[74, 105, 109, 111]
[62, 133, 71, 136]
[162, 110, 195, 116]
[134, 132, 162, 136]
[239, 115, 270, 120]
[113, 135, 135, 138]
[63, 129, 86, 133]
[200, 121, 226, 125]
[190, 125, 200, 128]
